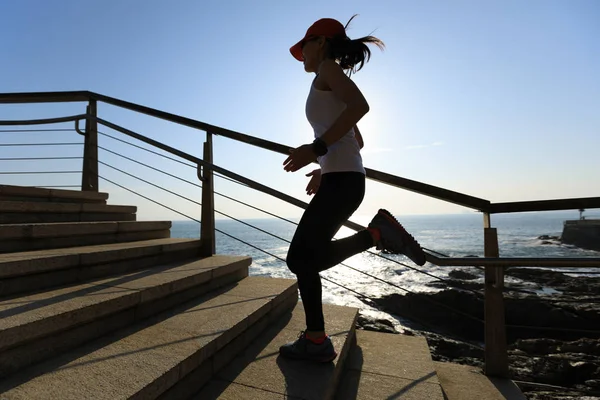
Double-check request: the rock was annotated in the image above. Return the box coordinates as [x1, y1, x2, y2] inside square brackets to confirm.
[561, 339, 600, 355]
[364, 268, 600, 398]
[512, 338, 561, 354]
[448, 269, 479, 280]
[506, 268, 600, 295]
[356, 314, 398, 334]
[539, 235, 560, 241]
[585, 379, 600, 388]
[427, 279, 483, 291]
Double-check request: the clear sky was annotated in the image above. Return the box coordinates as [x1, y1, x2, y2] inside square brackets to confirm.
[1, 0, 599, 222]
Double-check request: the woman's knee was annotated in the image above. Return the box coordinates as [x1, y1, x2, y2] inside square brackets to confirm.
[286, 245, 318, 275]
[286, 251, 303, 275]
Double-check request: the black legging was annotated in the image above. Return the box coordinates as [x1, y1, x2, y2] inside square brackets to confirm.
[286, 171, 374, 331]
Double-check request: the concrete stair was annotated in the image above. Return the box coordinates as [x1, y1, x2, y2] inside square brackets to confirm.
[0, 238, 204, 297]
[0, 221, 172, 253]
[337, 330, 445, 399]
[434, 361, 527, 400]
[0, 276, 299, 399]
[0, 185, 108, 203]
[0, 186, 301, 399]
[196, 303, 358, 400]
[0, 201, 137, 224]
[0, 255, 252, 378]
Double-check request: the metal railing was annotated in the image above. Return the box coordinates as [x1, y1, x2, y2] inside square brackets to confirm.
[2, 90, 600, 379]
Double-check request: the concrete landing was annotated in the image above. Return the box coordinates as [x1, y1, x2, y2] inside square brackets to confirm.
[196, 303, 358, 400]
[434, 361, 526, 400]
[336, 330, 445, 400]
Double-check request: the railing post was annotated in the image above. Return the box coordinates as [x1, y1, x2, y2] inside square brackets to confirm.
[81, 100, 99, 192]
[199, 132, 215, 256]
[483, 212, 509, 377]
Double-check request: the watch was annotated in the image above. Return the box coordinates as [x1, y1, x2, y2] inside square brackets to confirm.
[312, 138, 328, 156]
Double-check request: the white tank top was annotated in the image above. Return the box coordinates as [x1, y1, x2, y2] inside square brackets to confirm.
[305, 81, 366, 175]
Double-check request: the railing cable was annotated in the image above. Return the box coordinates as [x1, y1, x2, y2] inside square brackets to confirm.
[98, 144, 297, 225]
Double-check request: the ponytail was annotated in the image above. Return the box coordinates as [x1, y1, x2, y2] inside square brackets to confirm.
[327, 15, 385, 75]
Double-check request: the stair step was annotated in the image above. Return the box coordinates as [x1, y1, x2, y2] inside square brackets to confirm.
[0, 221, 171, 252]
[0, 276, 298, 399]
[0, 238, 202, 297]
[0, 201, 136, 224]
[0, 255, 251, 377]
[194, 303, 358, 400]
[336, 330, 445, 400]
[0, 185, 109, 204]
[434, 361, 526, 400]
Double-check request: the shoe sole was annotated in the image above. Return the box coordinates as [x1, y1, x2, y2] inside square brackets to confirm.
[379, 209, 427, 266]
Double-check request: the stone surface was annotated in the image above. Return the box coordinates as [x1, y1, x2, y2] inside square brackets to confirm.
[336, 330, 444, 400]
[0, 211, 137, 224]
[0, 185, 108, 203]
[0, 238, 200, 279]
[0, 255, 250, 352]
[0, 230, 171, 253]
[0, 277, 297, 399]
[345, 330, 440, 385]
[198, 303, 358, 400]
[336, 371, 443, 400]
[434, 361, 525, 400]
[0, 201, 81, 213]
[196, 381, 289, 399]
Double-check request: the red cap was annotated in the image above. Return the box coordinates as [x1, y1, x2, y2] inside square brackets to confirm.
[290, 18, 347, 62]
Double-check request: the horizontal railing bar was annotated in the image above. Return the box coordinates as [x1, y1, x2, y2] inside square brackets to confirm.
[0, 91, 90, 104]
[92, 116, 365, 234]
[0, 157, 82, 161]
[0, 143, 81, 146]
[89, 91, 281, 148]
[426, 253, 600, 267]
[0, 114, 87, 126]
[31, 185, 80, 188]
[1, 94, 594, 216]
[490, 197, 600, 213]
[0, 171, 80, 174]
[365, 168, 490, 211]
[84, 92, 493, 211]
[0, 129, 75, 133]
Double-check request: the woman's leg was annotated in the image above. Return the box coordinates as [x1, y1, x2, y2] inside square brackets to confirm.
[286, 172, 372, 333]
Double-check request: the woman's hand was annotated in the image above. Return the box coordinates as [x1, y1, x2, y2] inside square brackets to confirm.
[283, 144, 317, 172]
[305, 169, 321, 196]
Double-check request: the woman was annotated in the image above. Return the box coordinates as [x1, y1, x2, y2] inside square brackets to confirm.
[281, 16, 426, 363]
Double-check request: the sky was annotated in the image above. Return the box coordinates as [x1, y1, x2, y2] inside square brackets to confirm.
[1, 0, 599, 223]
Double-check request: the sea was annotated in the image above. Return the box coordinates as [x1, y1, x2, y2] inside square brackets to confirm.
[171, 211, 600, 330]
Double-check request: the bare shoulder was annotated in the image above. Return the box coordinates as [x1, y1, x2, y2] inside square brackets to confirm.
[318, 59, 347, 81]
[318, 60, 366, 106]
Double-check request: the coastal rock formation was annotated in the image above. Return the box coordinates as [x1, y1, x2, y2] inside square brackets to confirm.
[365, 267, 600, 399]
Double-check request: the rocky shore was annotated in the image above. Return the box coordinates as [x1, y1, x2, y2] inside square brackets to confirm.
[356, 264, 600, 400]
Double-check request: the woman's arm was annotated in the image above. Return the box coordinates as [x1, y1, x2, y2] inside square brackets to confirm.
[354, 125, 364, 149]
[283, 60, 369, 172]
[317, 59, 369, 147]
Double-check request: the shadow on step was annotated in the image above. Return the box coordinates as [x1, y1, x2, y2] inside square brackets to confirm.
[199, 310, 297, 399]
[335, 341, 363, 400]
[0, 280, 268, 392]
[0, 261, 182, 317]
[387, 372, 437, 400]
